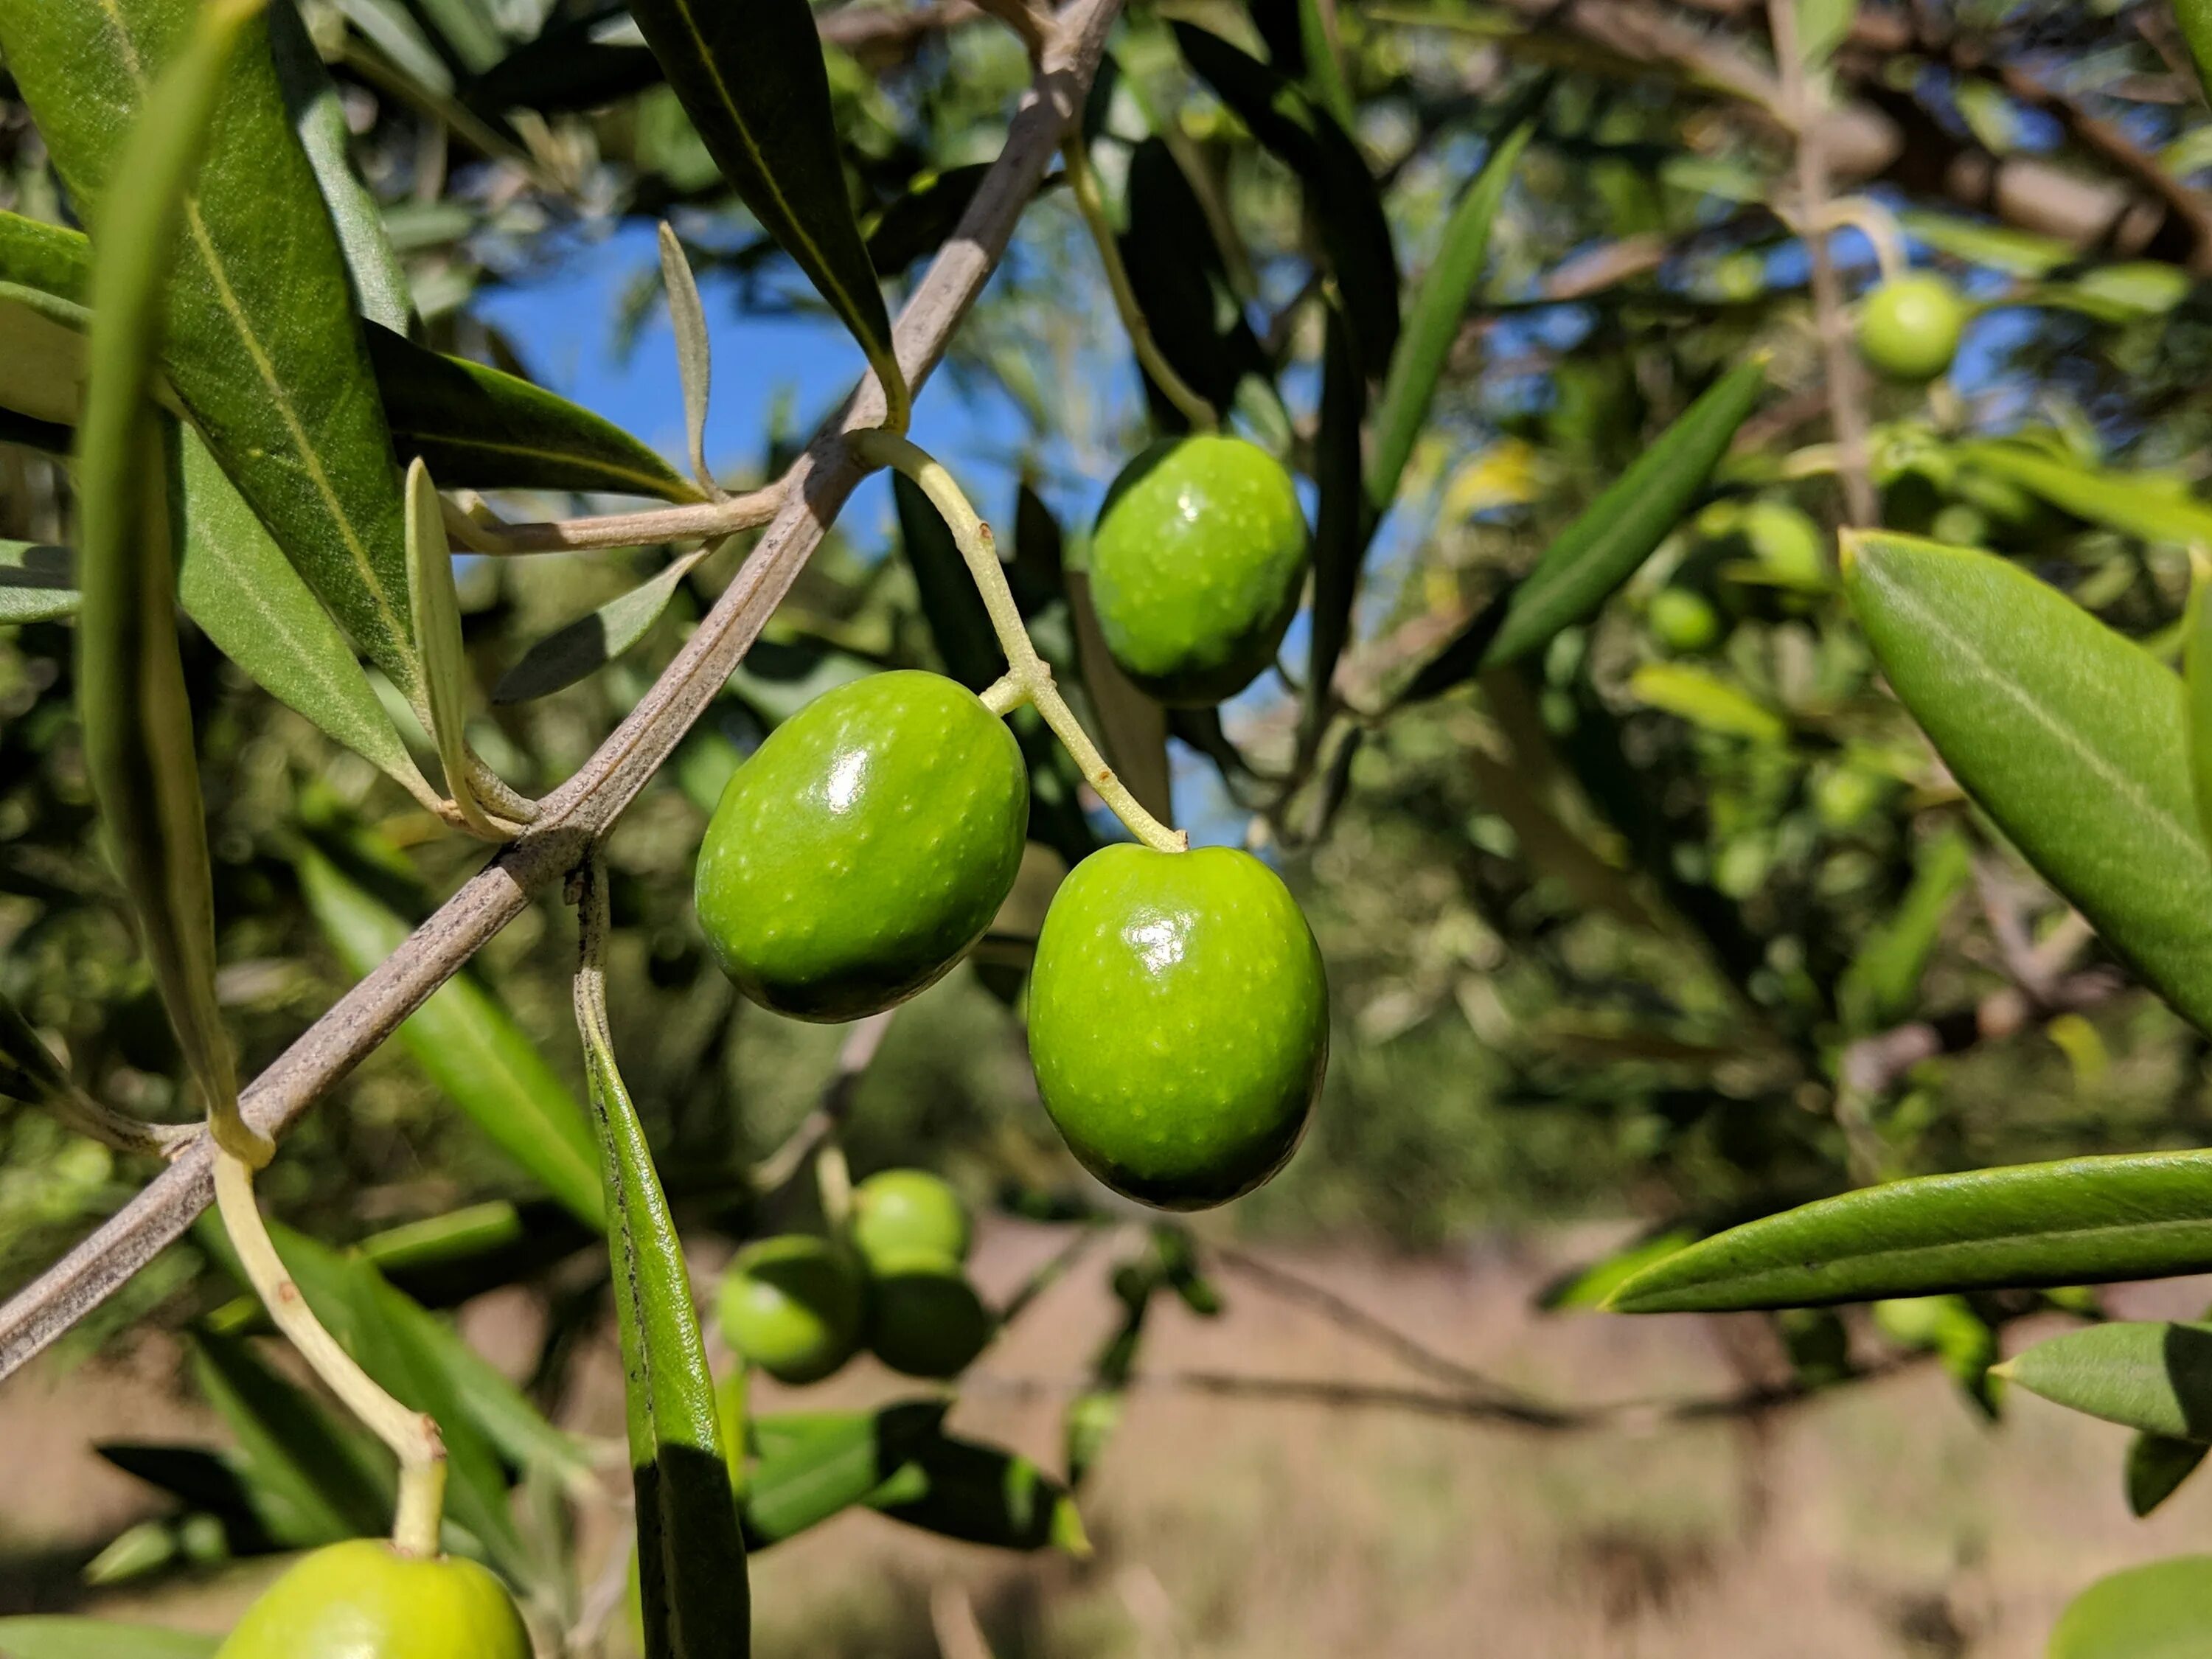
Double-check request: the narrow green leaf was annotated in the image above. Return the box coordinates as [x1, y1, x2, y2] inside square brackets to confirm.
[1303, 301, 1367, 741]
[293, 844, 603, 1224]
[1, 0, 427, 703]
[0, 540, 78, 624]
[2128, 1434, 2208, 1517]
[1539, 1228, 1697, 1311]
[872, 1433, 1088, 1556]
[2189, 564, 2212, 852]
[493, 545, 711, 704]
[0, 296, 93, 428]
[1963, 441, 2212, 549]
[191, 1327, 393, 1545]
[894, 470, 1002, 692]
[1295, 0, 1355, 127]
[742, 1402, 946, 1545]
[1836, 826, 1972, 1034]
[1627, 663, 1787, 742]
[575, 942, 750, 1658]
[1368, 122, 1531, 517]
[1608, 1150, 2212, 1313]
[1841, 532, 2212, 1035]
[1479, 355, 1769, 672]
[0, 210, 93, 313]
[0, 989, 77, 1110]
[1116, 138, 1265, 430]
[1175, 23, 1399, 375]
[0, 1619, 219, 1659]
[1066, 568, 1174, 826]
[657, 223, 716, 496]
[626, 0, 905, 423]
[2177, 0, 2212, 127]
[75, 0, 261, 1135]
[865, 164, 994, 278]
[2049, 1557, 2212, 1659]
[2004, 1321, 2212, 1441]
[403, 457, 495, 835]
[176, 425, 437, 806]
[267, 0, 411, 333]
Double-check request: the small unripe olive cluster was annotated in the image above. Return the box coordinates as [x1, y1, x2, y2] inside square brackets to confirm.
[692, 435, 1329, 1211]
[717, 1169, 990, 1382]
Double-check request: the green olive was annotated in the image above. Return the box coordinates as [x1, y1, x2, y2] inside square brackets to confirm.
[1088, 434, 1309, 706]
[865, 1248, 993, 1378]
[851, 1168, 971, 1267]
[695, 671, 1028, 1021]
[1647, 588, 1722, 654]
[717, 1234, 864, 1385]
[214, 1540, 529, 1658]
[1742, 500, 1825, 585]
[1026, 844, 1328, 1209]
[1857, 274, 1965, 382]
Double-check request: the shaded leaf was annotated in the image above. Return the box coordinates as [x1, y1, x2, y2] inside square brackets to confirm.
[1117, 137, 1264, 428]
[1, 0, 427, 703]
[627, 0, 904, 420]
[0, 988, 78, 1109]
[658, 224, 716, 495]
[74, 0, 260, 1136]
[2128, 1434, 2208, 1517]
[866, 164, 994, 277]
[743, 1401, 945, 1546]
[1843, 532, 2212, 1035]
[1065, 568, 1173, 826]
[1303, 299, 1367, 740]
[1368, 122, 1531, 517]
[190, 1327, 392, 1546]
[1965, 440, 2212, 549]
[2049, 1557, 2212, 1659]
[894, 470, 1002, 692]
[1175, 23, 1399, 374]
[293, 843, 603, 1224]
[494, 546, 710, 704]
[404, 458, 496, 835]
[1609, 1150, 2212, 1312]
[872, 1433, 1088, 1555]
[1836, 826, 1971, 1034]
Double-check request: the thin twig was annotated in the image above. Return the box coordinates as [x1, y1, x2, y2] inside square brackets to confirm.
[445, 485, 785, 555]
[0, 0, 1130, 1383]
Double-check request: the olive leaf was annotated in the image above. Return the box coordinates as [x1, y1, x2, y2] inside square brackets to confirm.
[866, 164, 995, 278]
[1116, 137, 1265, 430]
[1174, 23, 1399, 376]
[2048, 1557, 2212, 1659]
[1627, 663, 1788, 744]
[1065, 568, 1174, 826]
[267, 0, 411, 333]
[2000, 1321, 2212, 1441]
[0, 1620, 220, 1658]
[1608, 1150, 2212, 1312]
[1480, 355, 1769, 674]
[658, 223, 717, 497]
[627, 0, 906, 425]
[0, 539, 79, 624]
[74, 0, 261, 1140]
[1964, 439, 2212, 549]
[191, 1326, 395, 1546]
[2127, 1433, 2208, 1517]
[894, 469, 1003, 692]
[293, 841, 604, 1225]
[493, 543, 713, 704]
[2187, 560, 2212, 850]
[2184, 0, 2212, 105]
[0, 296, 93, 428]
[574, 866, 750, 1659]
[1302, 301, 1367, 743]
[1368, 122, 1531, 517]
[1843, 532, 2212, 1035]
[404, 457, 498, 835]
[1, 0, 428, 706]
[1834, 826, 1971, 1034]
[871, 1433, 1089, 1555]
[742, 1401, 946, 1546]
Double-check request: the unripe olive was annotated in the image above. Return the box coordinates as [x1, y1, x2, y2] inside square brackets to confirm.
[717, 1234, 864, 1385]
[214, 1540, 529, 1658]
[851, 1168, 971, 1267]
[865, 1249, 993, 1378]
[1647, 588, 1721, 654]
[1857, 274, 1965, 382]
[1026, 844, 1328, 1209]
[695, 671, 1028, 1021]
[1088, 435, 1310, 705]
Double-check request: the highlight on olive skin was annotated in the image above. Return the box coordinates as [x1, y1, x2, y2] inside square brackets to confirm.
[212, 1540, 532, 1659]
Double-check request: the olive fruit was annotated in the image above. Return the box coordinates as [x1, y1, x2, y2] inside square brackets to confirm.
[1857, 274, 1964, 382]
[852, 1168, 971, 1266]
[717, 1235, 864, 1385]
[214, 1540, 529, 1658]
[1742, 500, 1825, 586]
[866, 1249, 994, 1378]
[1026, 844, 1328, 1208]
[1088, 435, 1309, 705]
[695, 671, 1027, 1021]
[1647, 588, 1721, 655]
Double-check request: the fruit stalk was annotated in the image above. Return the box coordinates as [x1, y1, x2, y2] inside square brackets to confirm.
[850, 430, 1187, 855]
[211, 1150, 448, 1557]
[1060, 136, 1220, 434]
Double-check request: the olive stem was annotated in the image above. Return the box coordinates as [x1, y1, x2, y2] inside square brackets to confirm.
[815, 1138, 855, 1231]
[211, 1150, 448, 1557]
[980, 674, 1027, 716]
[849, 430, 1187, 855]
[1060, 137, 1220, 434]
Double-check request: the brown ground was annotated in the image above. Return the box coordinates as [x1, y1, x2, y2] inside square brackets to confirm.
[4, 1222, 2207, 1658]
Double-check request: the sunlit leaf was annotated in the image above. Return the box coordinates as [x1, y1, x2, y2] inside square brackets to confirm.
[0, 539, 78, 624]
[2049, 1557, 2212, 1659]
[2003, 1321, 2212, 1441]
